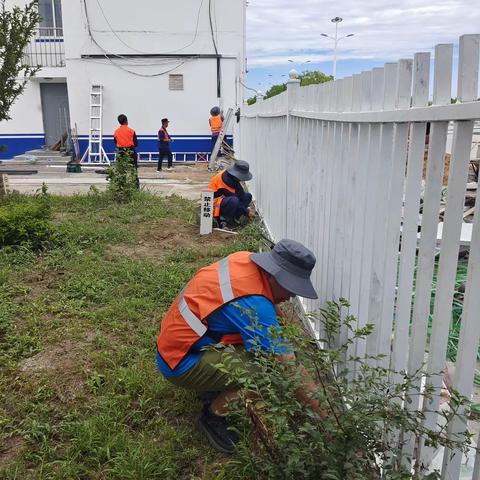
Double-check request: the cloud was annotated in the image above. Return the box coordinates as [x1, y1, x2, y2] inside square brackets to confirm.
[247, 0, 480, 68]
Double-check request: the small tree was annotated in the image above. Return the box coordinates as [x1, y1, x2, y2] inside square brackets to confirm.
[0, 0, 40, 122]
[106, 149, 139, 202]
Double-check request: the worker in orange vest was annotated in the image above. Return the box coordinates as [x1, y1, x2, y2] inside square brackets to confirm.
[113, 114, 139, 188]
[156, 239, 320, 453]
[208, 160, 254, 229]
[209, 106, 224, 154]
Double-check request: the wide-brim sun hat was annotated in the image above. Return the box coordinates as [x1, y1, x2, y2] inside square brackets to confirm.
[227, 160, 252, 181]
[251, 239, 318, 299]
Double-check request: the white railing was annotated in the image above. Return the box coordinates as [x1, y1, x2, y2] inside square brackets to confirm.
[240, 34, 480, 478]
[23, 27, 65, 68]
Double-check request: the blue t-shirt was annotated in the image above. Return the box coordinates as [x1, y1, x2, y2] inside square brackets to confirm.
[156, 295, 289, 377]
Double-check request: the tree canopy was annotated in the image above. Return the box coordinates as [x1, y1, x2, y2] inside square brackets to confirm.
[0, 0, 40, 122]
[247, 70, 334, 105]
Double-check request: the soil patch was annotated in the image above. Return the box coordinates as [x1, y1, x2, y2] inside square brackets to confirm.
[108, 217, 235, 261]
[20, 270, 65, 301]
[18, 333, 95, 402]
[0, 435, 26, 465]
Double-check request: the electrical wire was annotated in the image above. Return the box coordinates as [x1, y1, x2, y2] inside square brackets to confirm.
[208, 0, 219, 55]
[208, 0, 221, 97]
[93, 0, 205, 55]
[239, 79, 258, 94]
[82, 0, 189, 77]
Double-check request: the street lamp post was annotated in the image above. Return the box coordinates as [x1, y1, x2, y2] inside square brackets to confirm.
[321, 17, 354, 80]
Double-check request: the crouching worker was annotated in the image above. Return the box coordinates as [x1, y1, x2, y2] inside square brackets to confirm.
[155, 239, 320, 453]
[208, 160, 254, 229]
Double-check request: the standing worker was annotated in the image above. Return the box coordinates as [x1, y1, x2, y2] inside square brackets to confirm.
[208, 160, 254, 229]
[113, 114, 139, 188]
[209, 106, 224, 155]
[158, 118, 173, 172]
[155, 239, 321, 453]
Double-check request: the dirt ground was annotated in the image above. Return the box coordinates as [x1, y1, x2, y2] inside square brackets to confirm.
[107, 217, 237, 261]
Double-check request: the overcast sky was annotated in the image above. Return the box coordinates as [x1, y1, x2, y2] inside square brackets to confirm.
[246, 0, 480, 92]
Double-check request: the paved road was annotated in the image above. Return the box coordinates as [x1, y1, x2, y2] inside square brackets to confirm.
[4, 164, 211, 200]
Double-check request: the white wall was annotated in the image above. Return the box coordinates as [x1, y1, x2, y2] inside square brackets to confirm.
[0, 79, 43, 134]
[62, 0, 245, 58]
[62, 0, 246, 136]
[0, 0, 246, 155]
[65, 56, 238, 136]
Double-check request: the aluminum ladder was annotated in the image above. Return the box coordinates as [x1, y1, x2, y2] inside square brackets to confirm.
[81, 84, 109, 164]
[208, 107, 234, 171]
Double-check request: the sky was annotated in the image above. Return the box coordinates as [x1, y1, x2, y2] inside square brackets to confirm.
[245, 0, 480, 95]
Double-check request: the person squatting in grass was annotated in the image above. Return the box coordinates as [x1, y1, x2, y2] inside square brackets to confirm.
[155, 239, 323, 454]
[208, 160, 255, 230]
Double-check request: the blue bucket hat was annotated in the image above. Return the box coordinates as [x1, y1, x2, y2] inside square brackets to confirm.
[251, 239, 318, 299]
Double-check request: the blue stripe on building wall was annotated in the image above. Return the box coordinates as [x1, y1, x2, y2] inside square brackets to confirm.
[0, 135, 45, 160]
[78, 135, 233, 159]
[0, 135, 233, 161]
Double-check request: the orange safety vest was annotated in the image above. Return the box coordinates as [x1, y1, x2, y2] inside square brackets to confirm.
[156, 251, 275, 371]
[209, 115, 223, 135]
[208, 170, 236, 218]
[114, 124, 135, 148]
[158, 126, 170, 142]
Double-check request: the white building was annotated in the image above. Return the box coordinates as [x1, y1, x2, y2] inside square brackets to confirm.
[0, 0, 247, 161]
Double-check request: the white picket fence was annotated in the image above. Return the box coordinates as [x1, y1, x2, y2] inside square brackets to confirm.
[240, 34, 480, 478]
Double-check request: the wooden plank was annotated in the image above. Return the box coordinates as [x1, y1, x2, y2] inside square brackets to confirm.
[404, 120, 449, 452]
[440, 33, 480, 480]
[433, 44, 453, 106]
[420, 120, 474, 468]
[403, 41, 453, 466]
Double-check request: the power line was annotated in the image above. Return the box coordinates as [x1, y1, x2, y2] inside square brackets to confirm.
[82, 0, 189, 77]
[93, 0, 206, 55]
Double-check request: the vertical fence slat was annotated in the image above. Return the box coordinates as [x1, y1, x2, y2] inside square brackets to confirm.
[440, 33, 480, 479]
[403, 44, 452, 461]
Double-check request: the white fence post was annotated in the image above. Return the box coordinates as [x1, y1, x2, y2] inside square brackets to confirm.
[285, 70, 300, 239]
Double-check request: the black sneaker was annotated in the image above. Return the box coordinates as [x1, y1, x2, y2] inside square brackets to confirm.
[196, 404, 239, 454]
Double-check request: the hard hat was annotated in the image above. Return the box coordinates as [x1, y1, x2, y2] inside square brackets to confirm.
[210, 106, 221, 116]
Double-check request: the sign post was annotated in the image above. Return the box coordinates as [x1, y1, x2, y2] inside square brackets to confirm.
[200, 191, 214, 235]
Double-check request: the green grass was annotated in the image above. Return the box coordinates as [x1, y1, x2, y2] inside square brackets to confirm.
[0, 191, 264, 479]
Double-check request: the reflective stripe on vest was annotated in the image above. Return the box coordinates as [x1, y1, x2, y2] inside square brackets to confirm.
[210, 115, 223, 134]
[218, 256, 235, 303]
[156, 251, 275, 370]
[178, 287, 207, 336]
[177, 256, 234, 336]
[114, 125, 135, 148]
[208, 171, 236, 218]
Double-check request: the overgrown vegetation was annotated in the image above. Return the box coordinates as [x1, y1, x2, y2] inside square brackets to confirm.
[216, 300, 470, 479]
[106, 149, 139, 202]
[0, 186, 58, 250]
[0, 190, 264, 479]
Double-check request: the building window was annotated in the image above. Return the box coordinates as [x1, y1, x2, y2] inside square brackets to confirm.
[169, 74, 184, 91]
[38, 0, 63, 36]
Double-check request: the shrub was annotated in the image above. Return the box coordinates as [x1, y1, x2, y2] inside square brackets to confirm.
[106, 149, 139, 202]
[216, 300, 470, 480]
[0, 190, 56, 249]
